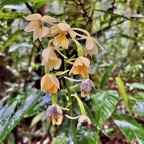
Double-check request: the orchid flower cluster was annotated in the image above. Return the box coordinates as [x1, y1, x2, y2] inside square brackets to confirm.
[24, 13, 101, 129]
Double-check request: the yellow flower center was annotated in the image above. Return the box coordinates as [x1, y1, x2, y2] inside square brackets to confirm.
[60, 31, 67, 36]
[39, 21, 44, 27]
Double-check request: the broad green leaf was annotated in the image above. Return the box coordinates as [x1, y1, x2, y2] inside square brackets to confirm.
[130, 96, 144, 117]
[113, 114, 144, 144]
[0, 95, 24, 117]
[52, 133, 68, 144]
[25, 94, 51, 117]
[91, 90, 119, 128]
[0, 101, 17, 134]
[115, 77, 131, 112]
[0, 96, 20, 118]
[126, 83, 144, 90]
[78, 131, 96, 144]
[0, 92, 42, 141]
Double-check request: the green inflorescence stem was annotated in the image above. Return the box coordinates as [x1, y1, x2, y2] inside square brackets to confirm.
[69, 32, 83, 57]
[75, 40, 83, 57]
[64, 50, 77, 144]
[45, 66, 49, 74]
[86, 72, 89, 79]
[52, 93, 57, 104]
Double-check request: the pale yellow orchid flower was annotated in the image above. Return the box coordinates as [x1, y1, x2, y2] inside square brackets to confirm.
[41, 74, 59, 94]
[83, 36, 98, 57]
[24, 13, 57, 41]
[41, 46, 61, 71]
[69, 56, 91, 78]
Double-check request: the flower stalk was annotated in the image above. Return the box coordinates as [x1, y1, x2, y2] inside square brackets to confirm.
[86, 72, 89, 79]
[72, 94, 86, 115]
[72, 28, 91, 37]
[52, 93, 58, 104]
[73, 39, 83, 57]
[45, 67, 49, 74]
[64, 50, 77, 144]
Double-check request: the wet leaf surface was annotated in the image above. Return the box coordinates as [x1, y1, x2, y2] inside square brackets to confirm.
[91, 90, 119, 128]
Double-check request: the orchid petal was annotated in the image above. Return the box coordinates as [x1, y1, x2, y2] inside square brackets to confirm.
[24, 13, 42, 21]
[43, 15, 57, 23]
[58, 23, 70, 31]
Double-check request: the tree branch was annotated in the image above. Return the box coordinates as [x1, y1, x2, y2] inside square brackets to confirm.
[73, 0, 92, 29]
[92, 9, 144, 37]
[92, 20, 126, 37]
[25, 3, 34, 14]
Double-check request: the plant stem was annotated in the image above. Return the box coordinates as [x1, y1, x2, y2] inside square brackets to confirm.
[72, 28, 90, 37]
[69, 32, 83, 57]
[52, 93, 57, 104]
[77, 41, 83, 57]
[72, 94, 86, 115]
[86, 72, 89, 79]
[72, 121, 77, 144]
[45, 67, 49, 74]
[95, 130, 100, 144]
[64, 50, 77, 144]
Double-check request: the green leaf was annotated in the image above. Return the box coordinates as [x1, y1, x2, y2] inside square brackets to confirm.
[91, 90, 119, 128]
[33, 2, 47, 10]
[126, 83, 144, 90]
[100, 66, 113, 89]
[99, 0, 113, 11]
[25, 94, 51, 117]
[1, 0, 63, 7]
[0, 92, 42, 141]
[51, 133, 68, 144]
[7, 133, 15, 144]
[30, 111, 45, 127]
[0, 11, 25, 19]
[115, 77, 131, 112]
[0, 96, 9, 107]
[79, 131, 96, 144]
[0, 101, 17, 134]
[130, 96, 144, 117]
[72, 94, 86, 115]
[113, 114, 144, 144]
[0, 97, 18, 118]
[1, 0, 48, 6]
[0, 30, 24, 52]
